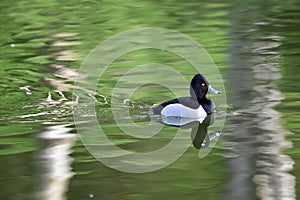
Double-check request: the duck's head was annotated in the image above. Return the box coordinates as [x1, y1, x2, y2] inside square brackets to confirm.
[190, 74, 221, 99]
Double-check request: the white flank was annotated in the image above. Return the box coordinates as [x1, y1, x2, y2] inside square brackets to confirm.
[161, 104, 207, 118]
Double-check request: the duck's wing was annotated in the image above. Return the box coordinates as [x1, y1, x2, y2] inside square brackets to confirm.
[176, 97, 200, 109]
[151, 97, 200, 115]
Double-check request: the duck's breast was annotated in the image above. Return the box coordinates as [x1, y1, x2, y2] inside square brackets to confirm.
[161, 103, 207, 118]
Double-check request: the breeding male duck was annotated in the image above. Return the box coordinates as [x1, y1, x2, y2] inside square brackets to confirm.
[151, 74, 220, 118]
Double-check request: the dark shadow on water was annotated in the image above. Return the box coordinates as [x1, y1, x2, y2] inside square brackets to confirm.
[162, 113, 222, 156]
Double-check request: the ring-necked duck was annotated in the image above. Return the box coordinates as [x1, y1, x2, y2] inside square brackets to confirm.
[151, 74, 220, 118]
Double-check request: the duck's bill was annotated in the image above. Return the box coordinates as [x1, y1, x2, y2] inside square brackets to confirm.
[208, 85, 221, 94]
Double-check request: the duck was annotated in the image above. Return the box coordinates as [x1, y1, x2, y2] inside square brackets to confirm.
[151, 74, 221, 118]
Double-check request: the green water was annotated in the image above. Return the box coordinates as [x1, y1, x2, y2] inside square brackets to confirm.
[1, 0, 300, 199]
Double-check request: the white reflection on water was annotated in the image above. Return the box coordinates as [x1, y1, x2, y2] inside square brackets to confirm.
[251, 53, 295, 200]
[225, 21, 295, 199]
[34, 124, 77, 200]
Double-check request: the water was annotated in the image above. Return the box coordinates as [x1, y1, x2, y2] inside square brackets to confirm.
[1, 0, 300, 199]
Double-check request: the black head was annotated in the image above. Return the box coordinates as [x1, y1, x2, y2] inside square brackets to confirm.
[189, 74, 209, 99]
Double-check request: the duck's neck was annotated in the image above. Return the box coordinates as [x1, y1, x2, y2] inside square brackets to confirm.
[196, 97, 208, 104]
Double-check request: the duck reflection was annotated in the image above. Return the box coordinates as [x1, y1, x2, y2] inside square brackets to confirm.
[162, 114, 222, 157]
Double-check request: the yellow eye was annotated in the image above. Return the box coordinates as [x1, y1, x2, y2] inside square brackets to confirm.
[201, 83, 206, 86]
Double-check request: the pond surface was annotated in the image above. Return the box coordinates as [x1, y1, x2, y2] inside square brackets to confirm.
[1, 0, 300, 200]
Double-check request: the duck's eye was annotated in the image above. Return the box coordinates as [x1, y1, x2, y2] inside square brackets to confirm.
[201, 83, 206, 86]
